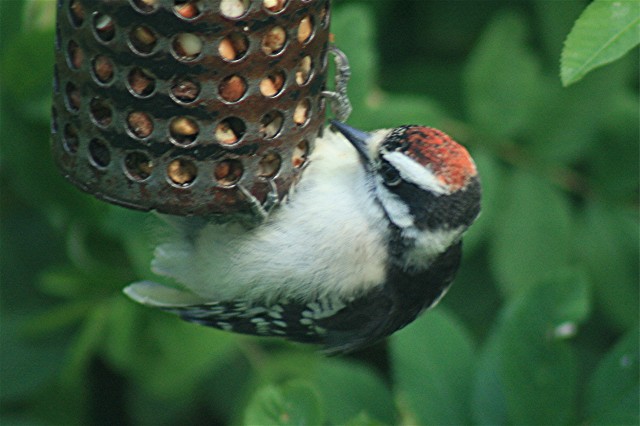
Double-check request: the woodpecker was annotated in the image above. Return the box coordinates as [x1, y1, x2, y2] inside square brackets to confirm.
[124, 120, 481, 354]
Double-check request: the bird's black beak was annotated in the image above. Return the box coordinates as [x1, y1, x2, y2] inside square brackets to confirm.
[330, 120, 371, 161]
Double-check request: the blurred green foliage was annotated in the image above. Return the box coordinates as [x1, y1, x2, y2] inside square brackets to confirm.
[1, 0, 638, 424]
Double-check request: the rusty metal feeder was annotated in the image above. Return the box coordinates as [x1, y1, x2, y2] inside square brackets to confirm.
[51, 0, 331, 216]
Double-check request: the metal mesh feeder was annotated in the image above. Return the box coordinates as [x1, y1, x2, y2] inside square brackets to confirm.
[51, 0, 331, 216]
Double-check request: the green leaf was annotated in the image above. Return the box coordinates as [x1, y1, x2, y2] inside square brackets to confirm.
[22, 0, 56, 32]
[561, 0, 640, 86]
[244, 380, 323, 426]
[0, 29, 54, 121]
[490, 170, 573, 298]
[38, 267, 91, 299]
[0, 0, 25, 53]
[313, 358, 396, 425]
[587, 85, 640, 201]
[534, 0, 586, 64]
[0, 312, 69, 401]
[525, 56, 635, 164]
[203, 355, 256, 425]
[352, 92, 445, 133]
[331, 4, 377, 111]
[343, 411, 386, 426]
[391, 308, 475, 425]
[102, 298, 238, 399]
[461, 148, 503, 252]
[575, 202, 639, 330]
[61, 302, 111, 386]
[471, 333, 507, 425]
[22, 300, 93, 335]
[499, 269, 590, 424]
[464, 11, 543, 139]
[584, 328, 640, 424]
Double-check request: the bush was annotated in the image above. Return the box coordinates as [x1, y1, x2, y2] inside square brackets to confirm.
[1, 0, 637, 424]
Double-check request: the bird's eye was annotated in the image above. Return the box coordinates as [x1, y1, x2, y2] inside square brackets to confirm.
[380, 162, 401, 186]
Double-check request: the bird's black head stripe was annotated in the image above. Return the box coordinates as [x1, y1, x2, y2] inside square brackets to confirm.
[387, 176, 481, 231]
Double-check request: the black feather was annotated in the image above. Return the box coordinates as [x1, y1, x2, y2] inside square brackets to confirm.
[162, 241, 462, 354]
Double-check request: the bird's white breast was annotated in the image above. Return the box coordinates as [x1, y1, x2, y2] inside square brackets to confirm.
[154, 129, 390, 303]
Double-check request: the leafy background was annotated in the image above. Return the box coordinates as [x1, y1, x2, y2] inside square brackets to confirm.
[1, 0, 638, 424]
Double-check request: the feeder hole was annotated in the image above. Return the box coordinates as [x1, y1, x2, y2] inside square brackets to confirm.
[63, 123, 80, 154]
[258, 152, 281, 178]
[128, 67, 156, 97]
[127, 111, 154, 139]
[320, 4, 329, 28]
[92, 55, 114, 84]
[170, 117, 199, 146]
[219, 75, 246, 102]
[215, 117, 246, 145]
[93, 13, 115, 42]
[174, 0, 201, 19]
[67, 40, 84, 69]
[297, 16, 313, 43]
[171, 78, 200, 103]
[131, 0, 158, 13]
[89, 97, 113, 127]
[293, 99, 310, 125]
[259, 70, 286, 97]
[88, 138, 111, 168]
[220, 0, 248, 18]
[167, 158, 197, 186]
[130, 25, 157, 55]
[296, 56, 312, 85]
[218, 33, 248, 61]
[124, 152, 153, 181]
[292, 140, 309, 168]
[69, 0, 84, 27]
[263, 0, 286, 13]
[172, 33, 202, 60]
[65, 82, 81, 112]
[259, 111, 284, 139]
[261, 26, 286, 55]
[214, 159, 243, 186]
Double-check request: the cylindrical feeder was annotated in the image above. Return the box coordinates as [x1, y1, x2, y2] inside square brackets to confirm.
[51, 0, 330, 216]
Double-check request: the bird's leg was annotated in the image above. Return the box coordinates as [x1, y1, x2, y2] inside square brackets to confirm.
[237, 180, 280, 224]
[262, 179, 280, 214]
[322, 45, 352, 122]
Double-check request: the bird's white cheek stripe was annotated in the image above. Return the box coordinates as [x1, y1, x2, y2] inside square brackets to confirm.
[383, 151, 448, 195]
[375, 180, 414, 228]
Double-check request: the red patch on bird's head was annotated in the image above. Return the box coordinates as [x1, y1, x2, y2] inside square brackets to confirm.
[394, 126, 477, 191]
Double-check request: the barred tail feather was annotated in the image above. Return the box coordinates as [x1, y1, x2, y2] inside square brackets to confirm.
[124, 281, 209, 307]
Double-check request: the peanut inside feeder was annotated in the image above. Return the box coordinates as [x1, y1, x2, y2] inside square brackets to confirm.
[125, 152, 153, 181]
[172, 33, 202, 60]
[258, 152, 282, 178]
[219, 33, 248, 61]
[215, 117, 246, 145]
[215, 159, 244, 186]
[128, 68, 155, 97]
[51, 0, 330, 216]
[298, 16, 313, 43]
[127, 111, 154, 139]
[171, 78, 200, 103]
[260, 70, 286, 97]
[168, 158, 197, 186]
[174, 1, 201, 19]
[92, 55, 114, 83]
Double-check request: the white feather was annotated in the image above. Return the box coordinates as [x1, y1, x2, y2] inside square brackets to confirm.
[144, 128, 390, 304]
[124, 281, 208, 307]
[402, 226, 464, 270]
[383, 151, 448, 194]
